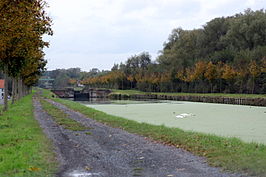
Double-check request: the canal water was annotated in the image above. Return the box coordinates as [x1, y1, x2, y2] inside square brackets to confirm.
[79, 99, 266, 144]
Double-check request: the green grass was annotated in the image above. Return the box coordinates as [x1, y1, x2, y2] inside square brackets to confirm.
[111, 89, 148, 95]
[40, 99, 88, 131]
[40, 88, 266, 176]
[0, 94, 57, 177]
[41, 89, 57, 99]
[111, 89, 266, 98]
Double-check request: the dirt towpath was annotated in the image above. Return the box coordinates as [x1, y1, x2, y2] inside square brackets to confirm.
[33, 96, 244, 177]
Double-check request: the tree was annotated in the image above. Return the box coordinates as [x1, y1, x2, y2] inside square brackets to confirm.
[221, 64, 237, 92]
[248, 60, 260, 93]
[225, 9, 266, 50]
[127, 75, 134, 89]
[0, 0, 52, 110]
[204, 61, 218, 92]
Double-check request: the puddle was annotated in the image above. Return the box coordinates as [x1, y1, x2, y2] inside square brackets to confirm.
[68, 170, 102, 177]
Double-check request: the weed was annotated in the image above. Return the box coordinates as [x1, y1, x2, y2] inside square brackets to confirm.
[40, 99, 87, 131]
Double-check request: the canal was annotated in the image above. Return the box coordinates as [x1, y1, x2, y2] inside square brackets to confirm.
[78, 99, 266, 144]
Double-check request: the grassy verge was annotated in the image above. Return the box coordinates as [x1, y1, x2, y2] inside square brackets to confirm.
[40, 99, 88, 131]
[111, 89, 266, 98]
[41, 89, 266, 176]
[0, 94, 57, 177]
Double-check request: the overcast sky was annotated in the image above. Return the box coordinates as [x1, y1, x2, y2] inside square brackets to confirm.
[44, 0, 265, 71]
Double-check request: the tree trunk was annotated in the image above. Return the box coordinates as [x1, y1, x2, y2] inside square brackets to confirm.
[22, 83, 25, 97]
[219, 79, 222, 93]
[18, 78, 23, 99]
[210, 80, 213, 93]
[26, 86, 28, 95]
[3, 71, 9, 112]
[15, 78, 19, 101]
[26, 86, 30, 95]
[22, 83, 24, 97]
[11, 77, 16, 104]
[252, 77, 255, 94]
[29, 86, 32, 94]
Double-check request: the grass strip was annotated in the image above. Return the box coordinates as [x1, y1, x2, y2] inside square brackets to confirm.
[40, 88, 266, 176]
[111, 89, 266, 99]
[40, 99, 87, 131]
[0, 94, 57, 177]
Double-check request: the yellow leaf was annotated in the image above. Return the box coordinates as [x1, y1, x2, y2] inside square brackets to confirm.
[28, 166, 41, 172]
[85, 165, 92, 171]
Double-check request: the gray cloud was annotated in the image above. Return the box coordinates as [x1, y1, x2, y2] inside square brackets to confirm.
[44, 0, 266, 71]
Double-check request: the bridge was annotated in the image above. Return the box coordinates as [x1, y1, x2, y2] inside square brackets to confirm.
[51, 88, 111, 101]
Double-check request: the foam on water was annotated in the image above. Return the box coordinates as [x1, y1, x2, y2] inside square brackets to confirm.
[176, 113, 194, 118]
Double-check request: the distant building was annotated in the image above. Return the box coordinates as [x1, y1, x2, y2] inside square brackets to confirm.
[0, 80, 4, 99]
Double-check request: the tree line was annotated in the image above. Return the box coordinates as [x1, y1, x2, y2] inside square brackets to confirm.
[81, 9, 266, 94]
[0, 0, 52, 111]
[39, 68, 109, 89]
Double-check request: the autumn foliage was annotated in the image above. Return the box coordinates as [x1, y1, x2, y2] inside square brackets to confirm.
[0, 0, 52, 110]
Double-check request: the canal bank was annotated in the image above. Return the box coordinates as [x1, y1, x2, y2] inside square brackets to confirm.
[50, 88, 266, 106]
[109, 92, 266, 107]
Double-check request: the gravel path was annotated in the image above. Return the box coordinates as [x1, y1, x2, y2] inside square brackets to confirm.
[33, 95, 244, 177]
